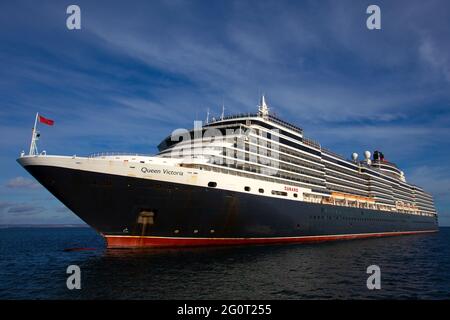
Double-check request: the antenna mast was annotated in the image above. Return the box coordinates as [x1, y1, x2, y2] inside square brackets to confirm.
[258, 95, 270, 119]
[206, 108, 210, 124]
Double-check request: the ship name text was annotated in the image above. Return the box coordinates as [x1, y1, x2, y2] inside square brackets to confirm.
[141, 167, 184, 176]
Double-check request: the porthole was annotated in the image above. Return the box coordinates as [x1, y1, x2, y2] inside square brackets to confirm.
[259, 188, 264, 193]
[244, 186, 251, 192]
[208, 182, 217, 188]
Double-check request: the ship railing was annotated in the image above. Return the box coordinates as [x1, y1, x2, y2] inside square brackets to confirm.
[303, 137, 321, 149]
[207, 113, 259, 124]
[207, 113, 304, 135]
[267, 115, 303, 134]
[372, 159, 400, 169]
[321, 147, 346, 160]
[88, 152, 152, 158]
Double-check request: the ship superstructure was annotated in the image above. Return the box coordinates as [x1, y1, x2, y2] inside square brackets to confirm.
[157, 96, 436, 218]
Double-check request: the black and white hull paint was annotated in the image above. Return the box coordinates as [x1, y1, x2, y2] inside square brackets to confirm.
[17, 154, 438, 247]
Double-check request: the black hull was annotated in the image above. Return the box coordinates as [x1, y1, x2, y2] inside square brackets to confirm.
[23, 165, 438, 247]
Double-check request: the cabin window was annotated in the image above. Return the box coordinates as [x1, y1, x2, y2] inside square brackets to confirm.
[259, 188, 264, 193]
[208, 182, 217, 188]
[271, 190, 287, 196]
[244, 186, 251, 192]
[293, 193, 298, 198]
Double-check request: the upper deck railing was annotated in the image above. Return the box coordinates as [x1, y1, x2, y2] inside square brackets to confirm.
[372, 159, 400, 169]
[321, 147, 347, 160]
[208, 113, 303, 134]
[303, 137, 321, 149]
[266, 114, 303, 134]
[208, 113, 258, 124]
[88, 152, 152, 158]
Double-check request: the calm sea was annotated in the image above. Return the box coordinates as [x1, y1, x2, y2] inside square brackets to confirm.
[1, 227, 449, 299]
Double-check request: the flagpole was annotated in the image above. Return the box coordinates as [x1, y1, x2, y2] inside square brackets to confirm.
[29, 112, 38, 155]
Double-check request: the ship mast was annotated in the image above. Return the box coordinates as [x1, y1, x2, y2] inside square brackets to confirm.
[29, 112, 39, 156]
[258, 95, 270, 119]
[205, 108, 210, 124]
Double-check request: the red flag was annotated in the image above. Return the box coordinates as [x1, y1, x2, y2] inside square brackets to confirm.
[38, 115, 54, 126]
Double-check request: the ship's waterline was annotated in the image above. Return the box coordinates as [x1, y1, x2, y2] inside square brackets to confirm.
[104, 230, 438, 248]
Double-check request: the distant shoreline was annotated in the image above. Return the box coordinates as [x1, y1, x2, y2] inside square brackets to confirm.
[0, 224, 89, 229]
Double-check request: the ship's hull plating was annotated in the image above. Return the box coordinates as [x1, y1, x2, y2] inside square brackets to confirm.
[23, 165, 439, 248]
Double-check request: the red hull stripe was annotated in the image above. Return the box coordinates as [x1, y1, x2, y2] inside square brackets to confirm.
[104, 230, 437, 248]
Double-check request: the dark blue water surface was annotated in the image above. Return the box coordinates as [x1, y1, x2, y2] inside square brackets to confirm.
[1, 227, 449, 299]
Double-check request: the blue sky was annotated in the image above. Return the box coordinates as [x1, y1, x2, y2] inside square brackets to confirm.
[0, 0, 449, 225]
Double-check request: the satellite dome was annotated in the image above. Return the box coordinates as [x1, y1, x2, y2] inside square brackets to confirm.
[352, 152, 358, 161]
[364, 151, 371, 159]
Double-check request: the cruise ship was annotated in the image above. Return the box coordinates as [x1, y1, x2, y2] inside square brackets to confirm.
[17, 97, 438, 247]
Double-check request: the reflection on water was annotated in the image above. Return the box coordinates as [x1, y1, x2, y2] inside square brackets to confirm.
[1, 227, 450, 299]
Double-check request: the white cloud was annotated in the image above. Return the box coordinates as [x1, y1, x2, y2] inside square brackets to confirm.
[5, 177, 40, 189]
[419, 37, 450, 82]
[408, 166, 450, 202]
